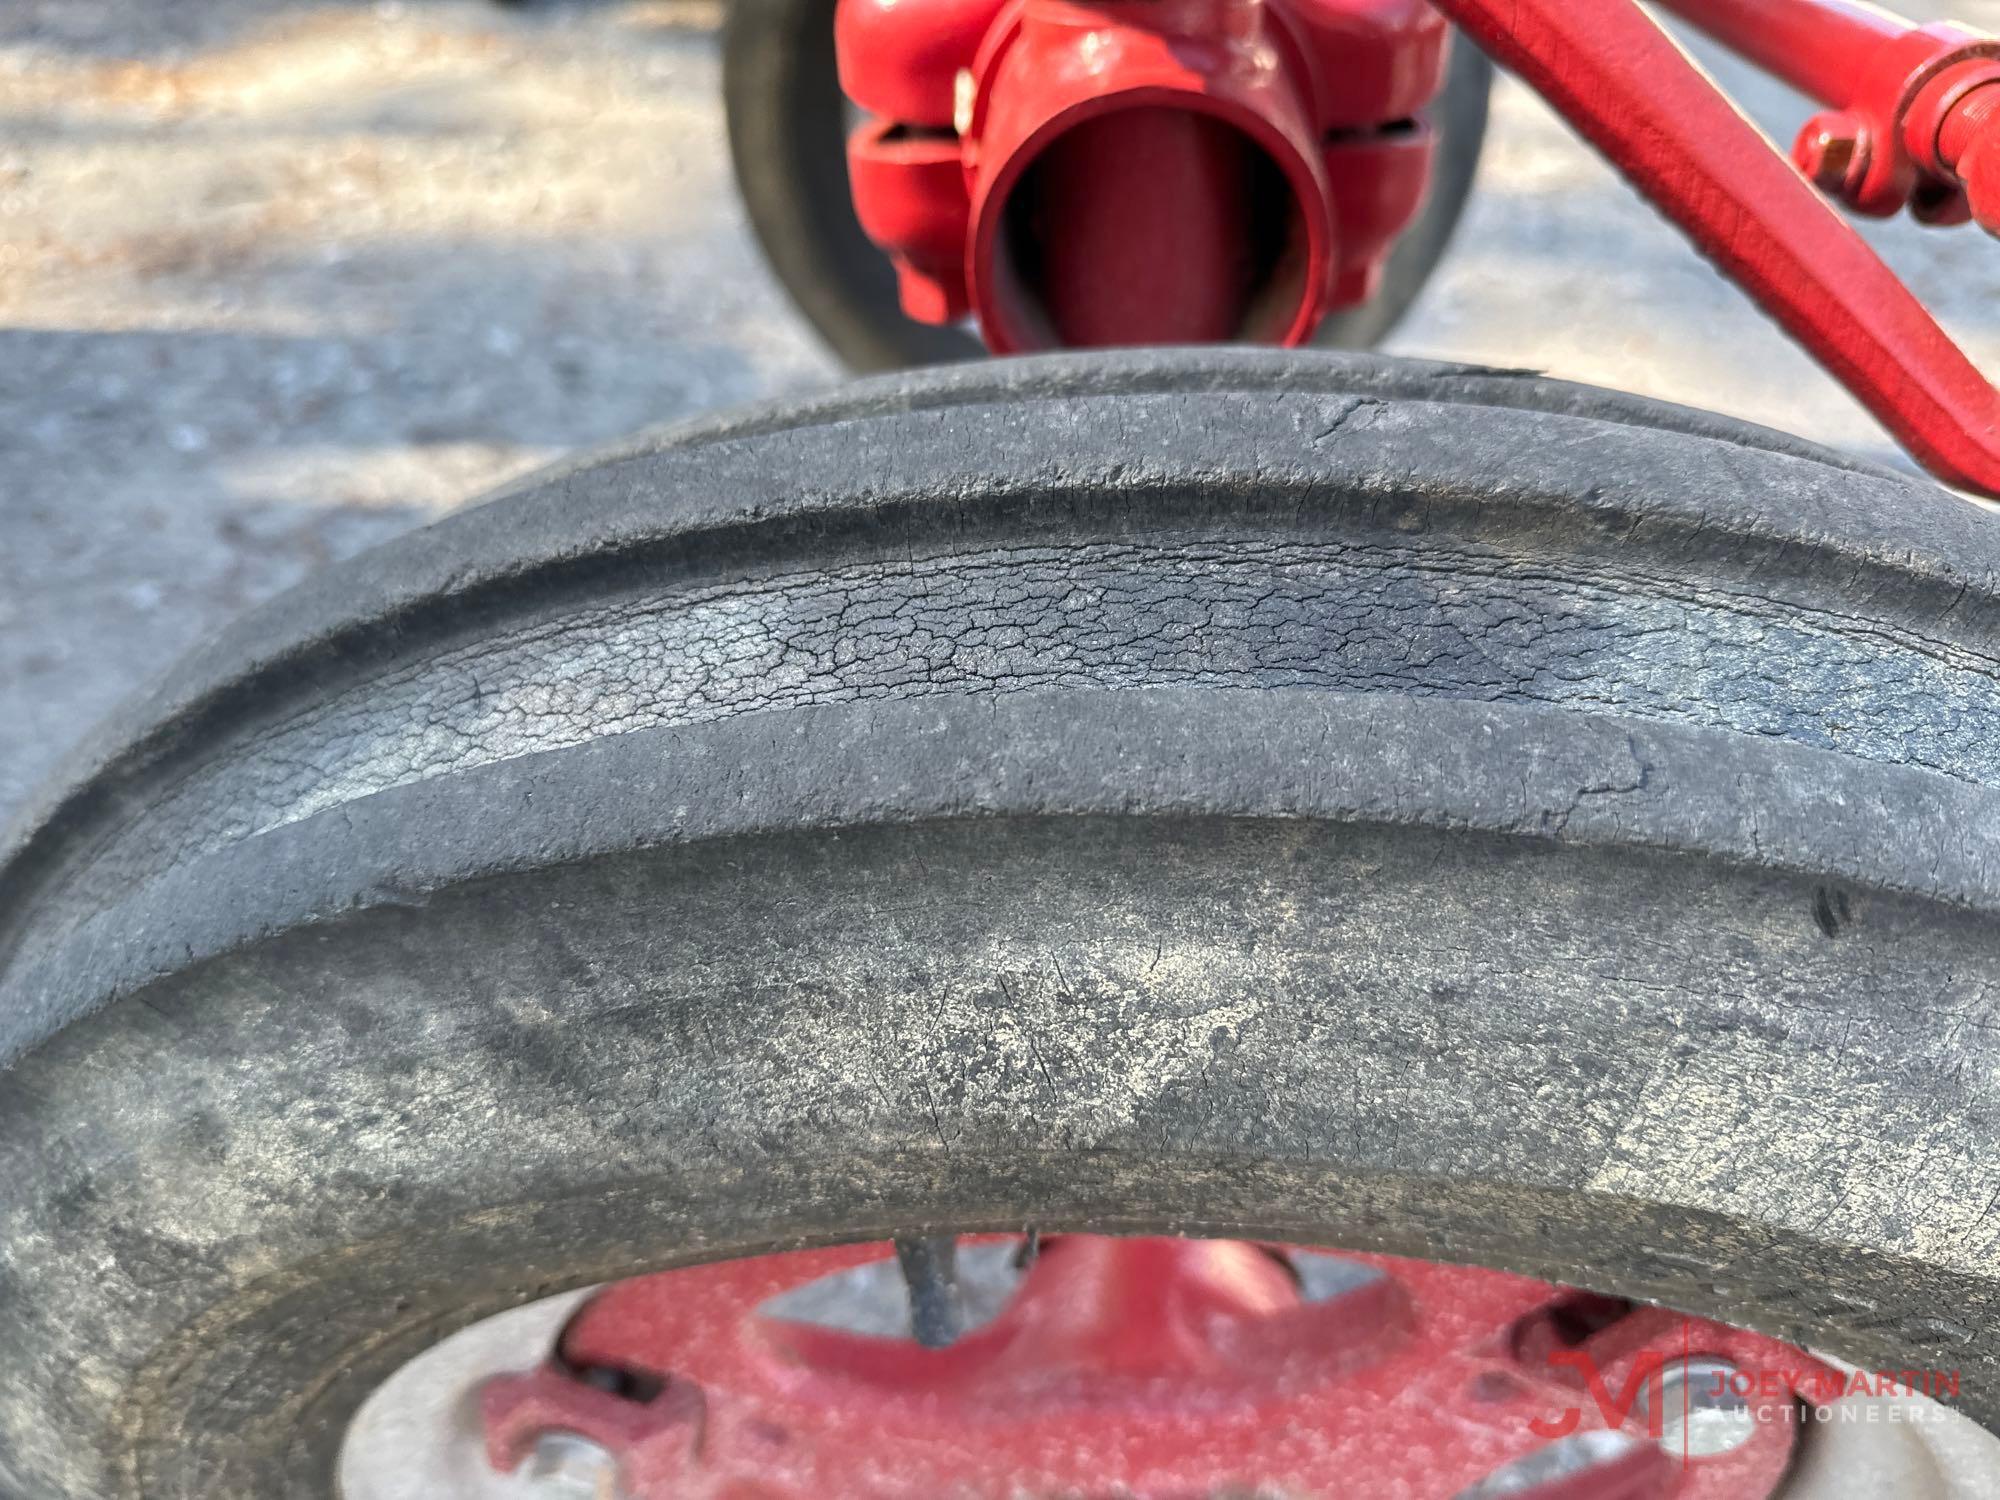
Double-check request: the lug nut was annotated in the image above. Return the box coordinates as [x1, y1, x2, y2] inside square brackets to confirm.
[1644, 1356, 1759, 1458]
[1453, 1430, 1644, 1498]
[1793, 110, 1870, 199]
[525, 1433, 626, 1499]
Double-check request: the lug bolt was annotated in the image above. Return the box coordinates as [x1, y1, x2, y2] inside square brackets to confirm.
[1453, 1431, 1643, 1499]
[524, 1433, 626, 1499]
[1643, 1356, 1758, 1458]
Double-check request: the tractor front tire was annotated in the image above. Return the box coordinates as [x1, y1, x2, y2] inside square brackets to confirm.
[1, 351, 1997, 1498]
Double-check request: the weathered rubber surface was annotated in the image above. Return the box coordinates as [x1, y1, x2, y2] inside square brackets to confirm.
[0, 349, 1996, 1499]
[722, 0, 1493, 369]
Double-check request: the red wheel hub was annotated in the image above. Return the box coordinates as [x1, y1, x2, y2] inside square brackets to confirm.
[482, 1236, 1834, 1499]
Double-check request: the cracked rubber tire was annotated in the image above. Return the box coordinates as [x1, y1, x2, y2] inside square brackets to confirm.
[2, 350, 1999, 1499]
[722, 0, 1493, 369]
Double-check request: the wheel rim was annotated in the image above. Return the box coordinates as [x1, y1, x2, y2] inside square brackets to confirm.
[336, 1234, 1996, 1500]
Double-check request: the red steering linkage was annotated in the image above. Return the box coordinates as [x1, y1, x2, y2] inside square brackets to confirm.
[1374, 0, 2000, 497]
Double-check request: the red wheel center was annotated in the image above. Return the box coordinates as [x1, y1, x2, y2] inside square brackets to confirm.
[481, 1236, 1829, 1499]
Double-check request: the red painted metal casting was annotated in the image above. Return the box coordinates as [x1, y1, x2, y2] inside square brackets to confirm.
[482, 1235, 1830, 1499]
[837, 0, 1448, 351]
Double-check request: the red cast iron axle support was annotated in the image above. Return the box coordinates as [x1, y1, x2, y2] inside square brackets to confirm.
[838, 0, 1449, 351]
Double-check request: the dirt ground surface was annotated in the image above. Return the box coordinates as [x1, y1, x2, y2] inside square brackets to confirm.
[3, 0, 1999, 827]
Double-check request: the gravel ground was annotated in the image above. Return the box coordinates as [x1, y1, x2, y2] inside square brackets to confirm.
[2, 0, 1999, 827]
